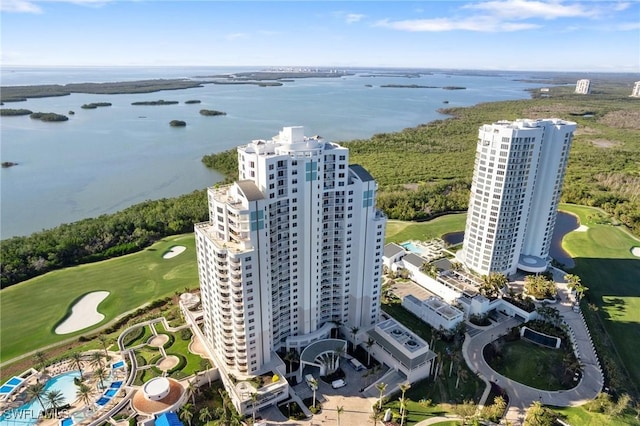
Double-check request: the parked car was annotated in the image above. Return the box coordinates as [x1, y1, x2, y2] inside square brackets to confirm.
[331, 379, 346, 389]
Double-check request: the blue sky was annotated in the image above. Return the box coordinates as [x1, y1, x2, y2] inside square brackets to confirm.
[1, 0, 639, 71]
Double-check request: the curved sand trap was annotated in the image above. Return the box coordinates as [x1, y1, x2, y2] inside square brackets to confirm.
[632, 247, 640, 257]
[55, 291, 110, 334]
[148, 334, 169, 347]
[157, 355, 179, 371]
[162, 246, 186, 259]
[575, 225, 589, 232]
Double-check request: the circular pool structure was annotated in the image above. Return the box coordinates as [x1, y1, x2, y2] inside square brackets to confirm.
[132, 377, 185, 415]
[143, 377, 171, 401]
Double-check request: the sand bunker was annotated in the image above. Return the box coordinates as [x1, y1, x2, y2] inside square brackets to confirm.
[148, 334, 169, 347]
[55, 291, 109, 334]
[162, 246, 186, 259]
[575, 225, 589, 232]
[157, 355, 179, 371]
[632, 247, 640, 257]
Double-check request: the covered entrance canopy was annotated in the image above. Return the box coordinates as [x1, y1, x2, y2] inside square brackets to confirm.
[297, 339, 347, 382]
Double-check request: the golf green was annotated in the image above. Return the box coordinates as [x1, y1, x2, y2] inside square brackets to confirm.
[0, 234, 198, 363]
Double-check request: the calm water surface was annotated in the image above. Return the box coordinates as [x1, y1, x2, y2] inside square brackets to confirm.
[1, 67, 542, 238]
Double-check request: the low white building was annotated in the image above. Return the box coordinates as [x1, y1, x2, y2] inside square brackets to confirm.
[366, 318, 437, 382]
[403, 295, 464, 331]
[575, 79, 591, 94]
[383, 243, 406, 270]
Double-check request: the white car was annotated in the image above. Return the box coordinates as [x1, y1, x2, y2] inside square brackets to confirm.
[331, 379, 346, 389]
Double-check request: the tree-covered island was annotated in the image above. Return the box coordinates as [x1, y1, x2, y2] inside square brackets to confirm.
[81, 102, 112, 109]
[199, 109, 226, 116]
[29, 112, 69, 122]
[1, 108, 33, 116]
[132, 100, 179, 106]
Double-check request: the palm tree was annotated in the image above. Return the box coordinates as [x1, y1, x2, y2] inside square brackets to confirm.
[250, 392, 258, 423]
[45, 389, 66, 412]
[187, 378, 198, 405]
[76, 382, 94, 407]
[365, 338, 375, 366]
[336, 405, 344, 426]
[350, 326, 360, 352]
[399, 396, 409, 426]
[332, 319, 342, 338]
[283, 349, 299, 373]
[97, 335, 111, 360]
[376, 382, 387, 410]
[369, 409, 383, 426]
[309, 378, 318, 408]
[90, 352, 104, 370]
[34, 351, 48, 371]
[26, 382, 46, 410]
[94, 366, 108, 390]
[179, 403, 194, 426]
[420, 262, 438, 279]
[565, 274, 588, 301]
[398, 382, 411, 425]
[199, 407, 212, 424]
[71, 352, 84, 378]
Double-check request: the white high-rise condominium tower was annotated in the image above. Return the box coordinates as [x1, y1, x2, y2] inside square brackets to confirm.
[457, 119, 576, 276]
[575, 79, 591, 94]
[631, 81, 640, 97]
[195, 126, 386, 378]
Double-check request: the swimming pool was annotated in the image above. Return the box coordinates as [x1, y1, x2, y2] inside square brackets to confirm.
[111, 361, 125, 369]
[401, 241, 424, 255]
[0, 371, 80, 426]
[104, 389, 117, 397]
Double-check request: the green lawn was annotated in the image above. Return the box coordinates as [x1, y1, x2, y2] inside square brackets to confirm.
[485, 340, 571, 391]
[385, 214, 467, 244]
[0, 234, 198, 363]
[552, 405, 639, 426]
[559, 204, 640, 393]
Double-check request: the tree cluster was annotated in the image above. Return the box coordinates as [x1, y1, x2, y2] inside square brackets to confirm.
[29, 112, 68, 122]
[0, 190, 208, 288]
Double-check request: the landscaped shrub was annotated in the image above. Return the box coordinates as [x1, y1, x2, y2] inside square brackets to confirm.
[122, 326, 144, 347]
[180, 328, 192, 341]
[163, 333, 175, 349]
[135, 352, 147, 367]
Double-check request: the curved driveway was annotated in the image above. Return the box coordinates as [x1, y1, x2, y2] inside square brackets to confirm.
[462, 281, 603, 425]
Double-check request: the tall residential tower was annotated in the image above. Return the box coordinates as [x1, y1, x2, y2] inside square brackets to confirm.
[195, 126, 386, 378]
[457, 119, 576, 276]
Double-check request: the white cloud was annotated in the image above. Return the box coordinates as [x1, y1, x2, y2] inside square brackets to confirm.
[1, 0, 42, 13]
[615, 21, 640, 31]
[345, 13, 365, 24]
[225, 33, 248, 41]
[375, 16, 539, 32]
[463, 0, 600, 20]
[332, 10, 365, 24]
[613, 2, 631, 12]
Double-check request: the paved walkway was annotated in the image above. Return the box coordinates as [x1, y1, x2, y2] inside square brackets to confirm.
[462, 275, 603, 425]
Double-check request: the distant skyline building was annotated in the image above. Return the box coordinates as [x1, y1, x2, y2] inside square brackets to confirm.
[631, 81, 640, 97]
[195, 126, 386, 378]
[575, 79, 591, 94]
[457, 119, 577, 276]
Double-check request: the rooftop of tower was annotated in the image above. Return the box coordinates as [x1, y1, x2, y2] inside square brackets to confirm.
[236, 180, 264, 201]
[349, 164, 374, 182]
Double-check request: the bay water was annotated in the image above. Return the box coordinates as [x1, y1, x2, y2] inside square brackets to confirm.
[1, 67, 542, 238]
